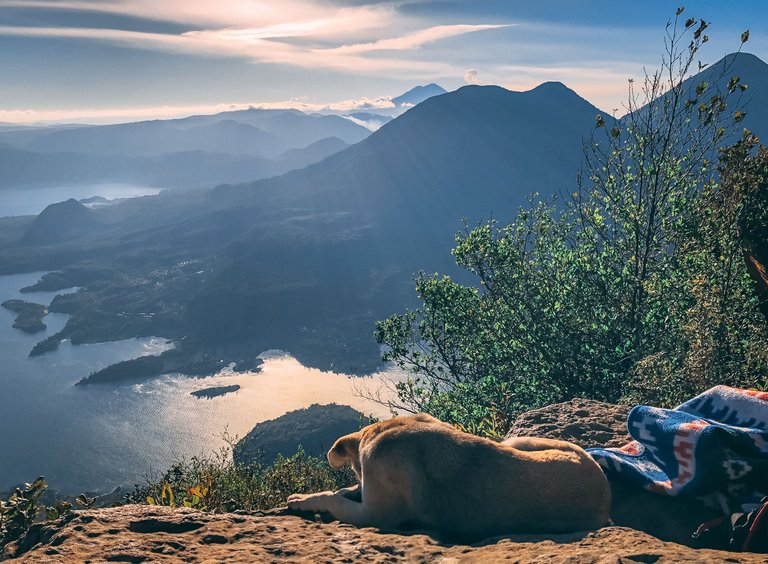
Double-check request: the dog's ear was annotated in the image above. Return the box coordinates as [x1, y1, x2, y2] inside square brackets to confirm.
[327, 433, 360, 469]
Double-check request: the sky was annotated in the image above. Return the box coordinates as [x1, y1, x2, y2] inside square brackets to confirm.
[1, 0, 767, 124]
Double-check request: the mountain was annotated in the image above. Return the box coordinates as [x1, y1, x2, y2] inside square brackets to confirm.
[392, 83, 447, 107]
[142, 136, 349, 189]
[275, 137, 348, 169]
[0, 135, 350, 192]
[226, 111, 369, 148]
[2, 54, 766, 382]
[0, 144, 139, 188]
[18, 112, 368, 159]
[25, 119, 277, 157]
[0, 106, 371, 192]
[0, 81, 604, 376]
[691, 52, 768, 140]
[21, 199, 96, 245]
[223, 82, 602, 233]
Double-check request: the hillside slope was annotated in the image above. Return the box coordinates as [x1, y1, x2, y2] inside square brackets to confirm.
[0, 82, 608, 375]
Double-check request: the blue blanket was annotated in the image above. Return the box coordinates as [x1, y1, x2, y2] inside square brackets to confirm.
[587, 386, 768, 512]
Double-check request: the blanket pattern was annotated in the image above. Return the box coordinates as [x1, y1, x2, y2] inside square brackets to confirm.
[587, 386, 768, 512]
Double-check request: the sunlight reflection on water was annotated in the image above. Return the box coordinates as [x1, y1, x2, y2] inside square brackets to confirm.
[0, 271, 402, 493]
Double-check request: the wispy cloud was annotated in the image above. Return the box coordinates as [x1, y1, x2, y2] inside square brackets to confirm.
[326, 24, 512, 54]
[0, 3, 507, 76]
[1, 1, 355, 28]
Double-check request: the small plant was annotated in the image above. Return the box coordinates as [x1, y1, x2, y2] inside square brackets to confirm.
[0, 477, 48, 551]
[45, 499, 73, 521]
[75, 494, 97, 509]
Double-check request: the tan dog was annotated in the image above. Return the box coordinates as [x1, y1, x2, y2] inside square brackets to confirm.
[287, 413, 611, 539]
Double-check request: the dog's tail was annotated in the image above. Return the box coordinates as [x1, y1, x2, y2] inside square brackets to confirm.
[327, 432, 361, 469]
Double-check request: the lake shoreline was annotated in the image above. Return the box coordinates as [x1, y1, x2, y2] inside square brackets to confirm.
[0, 182, 163, 218]
[0, 271, 400, 494]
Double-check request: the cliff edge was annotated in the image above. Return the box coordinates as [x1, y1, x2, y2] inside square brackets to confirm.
[5, 399, 764, 563]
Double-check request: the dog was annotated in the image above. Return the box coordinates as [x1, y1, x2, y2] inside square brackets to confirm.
[287, 413, 611, 539]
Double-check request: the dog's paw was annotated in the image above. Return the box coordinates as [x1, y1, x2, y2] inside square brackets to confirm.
[287, 491, 332, 512]
[287, 493, 309, 509]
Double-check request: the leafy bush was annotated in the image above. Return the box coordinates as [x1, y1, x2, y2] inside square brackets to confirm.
[129, 447, 356, 513]
[0, 478, 95, 553]
[374, 10, 768, 432]
[0, 478, 47, 552]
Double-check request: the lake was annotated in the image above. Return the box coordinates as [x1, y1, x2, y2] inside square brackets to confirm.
[0, 272, 400, 494]
[0, 183, 163, 217]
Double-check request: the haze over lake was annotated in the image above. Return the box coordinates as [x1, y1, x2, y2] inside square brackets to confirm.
[0, 183, 163, 217]
[0, 272, 397, 494]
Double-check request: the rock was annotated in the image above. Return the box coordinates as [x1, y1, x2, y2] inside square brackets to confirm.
[234, 403, 370, 465]
[505, 398, 632, 448]
[7, 504, 764, 562]
[506, 398, 722, 548]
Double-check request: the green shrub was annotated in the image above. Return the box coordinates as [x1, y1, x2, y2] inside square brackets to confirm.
[0, 478, 48, 551]
[129, 447, 356, 513]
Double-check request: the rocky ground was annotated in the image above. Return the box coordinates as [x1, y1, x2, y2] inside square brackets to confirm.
[5, 399, 765, 563]
[6, 505, 768, 563]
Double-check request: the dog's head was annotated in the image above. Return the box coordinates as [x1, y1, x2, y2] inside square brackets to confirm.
[327, 432, 362, 478]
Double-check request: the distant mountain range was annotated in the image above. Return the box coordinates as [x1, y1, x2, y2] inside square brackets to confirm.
[0, 84, 449, 192]
[0, 76, 604, 377]
[0, 107, 368, 192]
[0, 135, 350, 191]
[0, 53, 766, 381]
[0, 109, 367, 158]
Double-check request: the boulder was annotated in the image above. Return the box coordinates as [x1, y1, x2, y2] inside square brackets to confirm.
[505, 398, 632, 448]
[506, 398, 722, 548]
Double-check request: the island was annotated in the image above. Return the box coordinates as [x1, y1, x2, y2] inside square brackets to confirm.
[1, 299, 49, 333]
[190, 384, 241, 399]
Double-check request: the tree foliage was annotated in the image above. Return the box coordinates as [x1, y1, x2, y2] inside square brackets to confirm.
[375, 9, 768, 433]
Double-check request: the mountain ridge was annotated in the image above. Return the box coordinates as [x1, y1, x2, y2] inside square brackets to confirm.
[1, 53, 766, 377]
[0, 79, 607, 377]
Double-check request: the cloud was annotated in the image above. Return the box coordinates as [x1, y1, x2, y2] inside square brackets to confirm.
[327, 24, 512, 54]
[0, 1, 402, 42]
[0, 95, 400, 125]
[464, 68, 480, 84]
[0, 3, 508, 77]
[341, 114, 388, 131]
